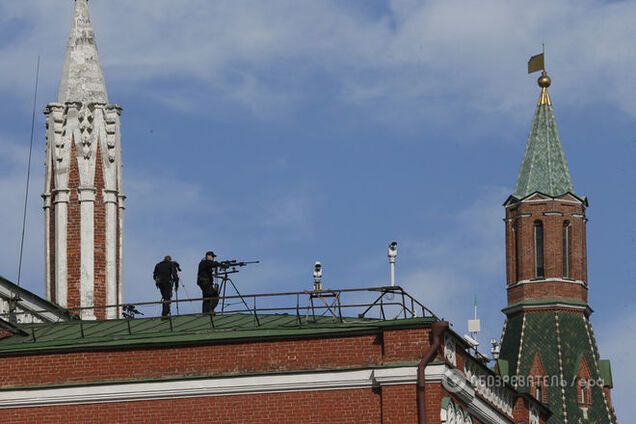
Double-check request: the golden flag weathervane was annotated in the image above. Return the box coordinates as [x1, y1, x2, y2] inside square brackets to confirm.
[528, 46, 551, 105]
[528, 53, 545, 74]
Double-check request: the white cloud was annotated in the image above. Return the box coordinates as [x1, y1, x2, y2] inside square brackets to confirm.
[394, 187, 509, 336]
[2, 0, 636, 125]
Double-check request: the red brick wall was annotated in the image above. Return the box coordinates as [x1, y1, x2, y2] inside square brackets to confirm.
[0, 388, 382, 424]
[382, 328, 430, 362]
[380, 384, 418, 423]
[67, 140, 81, 310]
[507, 281, 587, 304]
[0, 328, 541, 423]
[505, 197, 588, 305]
[0, 334, 388, 388]
[93, 146, 106, 319]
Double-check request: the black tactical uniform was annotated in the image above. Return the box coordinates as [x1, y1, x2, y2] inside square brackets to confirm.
[154, 258, 178, 317]
[197, 253, 220, 314]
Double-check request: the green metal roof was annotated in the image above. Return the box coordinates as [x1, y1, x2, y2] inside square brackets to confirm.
[513, 87, 576, 199]
[499, 311, 615, 423]
[0, 313, 436, 354]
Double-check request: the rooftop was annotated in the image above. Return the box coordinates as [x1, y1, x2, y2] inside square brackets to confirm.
[0, 286, 437, 354]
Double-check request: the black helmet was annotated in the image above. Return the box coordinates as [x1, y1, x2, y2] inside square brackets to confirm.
[205, 251, 216, 258]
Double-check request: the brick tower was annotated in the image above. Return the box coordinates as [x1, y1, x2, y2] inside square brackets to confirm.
[498, 71, 616, 423]
[42, 0, 124, 320]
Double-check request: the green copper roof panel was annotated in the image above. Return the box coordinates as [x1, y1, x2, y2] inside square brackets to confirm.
[598, 359, 613, 388]
[558, 313, 612, 423]
[513, 98, 575, 199]
[518, 313, 565, 419]
[0, 313, 435, 354]
[499, 315, 524, 376]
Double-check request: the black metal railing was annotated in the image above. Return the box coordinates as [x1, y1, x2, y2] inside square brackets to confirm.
[0, 286, 437, 327]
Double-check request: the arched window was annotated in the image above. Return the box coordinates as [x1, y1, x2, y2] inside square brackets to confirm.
[579, 379, 592, 406]
[563, 220, 571, 278]
[534, 221, 544, 278]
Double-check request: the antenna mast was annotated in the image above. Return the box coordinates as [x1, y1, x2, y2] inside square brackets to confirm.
[17, 56, 41, 287]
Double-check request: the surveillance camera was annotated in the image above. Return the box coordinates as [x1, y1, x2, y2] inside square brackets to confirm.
[313, 261, 323, 290]
[388, 241, 397, 259]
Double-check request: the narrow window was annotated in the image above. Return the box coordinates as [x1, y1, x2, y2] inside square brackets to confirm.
[563, 221, 571, 278]
[580, 381, 587, 404]
[534, 221, 544, 278]
[514, 221, 521, 281]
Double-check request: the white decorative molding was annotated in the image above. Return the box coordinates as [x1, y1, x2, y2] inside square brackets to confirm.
[0, 367, 417, 409]
[103, 190, 118, 319]
[373, 366, 417, 385]
[529, 404, 539, 424]
[444, 334, 456, 366]
[427, 365, 514, 424]
[53, 189, 70, 308]
[78, 187, 96, 320]
[508, 277, 586, 288]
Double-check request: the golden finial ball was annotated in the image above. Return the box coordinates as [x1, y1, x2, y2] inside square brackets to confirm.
[538, 73, 551, 88]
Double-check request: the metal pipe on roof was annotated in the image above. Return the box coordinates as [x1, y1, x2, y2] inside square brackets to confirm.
[417, 320, 449, 424]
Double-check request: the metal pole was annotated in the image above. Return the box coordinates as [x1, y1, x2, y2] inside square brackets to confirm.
[174, 283, 180, 315]
[390, 261, 396, 286]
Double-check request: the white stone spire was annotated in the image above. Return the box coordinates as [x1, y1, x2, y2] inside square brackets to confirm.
[44, 0, 125, 320]
[58, 0, 108, 104]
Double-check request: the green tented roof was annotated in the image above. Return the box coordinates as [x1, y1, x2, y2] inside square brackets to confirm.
[0, 313, 435, 354]
[513, 89, 576, 199]
[499, 311, 615, 423]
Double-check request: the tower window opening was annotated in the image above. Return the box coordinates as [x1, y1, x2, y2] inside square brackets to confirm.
[563, 220, 571, 278]
[580, 380, 587, 404]
[534, 221, 544, 278]
[513, 221, 521, 282]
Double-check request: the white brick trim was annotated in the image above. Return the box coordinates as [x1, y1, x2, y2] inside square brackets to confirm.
[0, 367, 417, 408]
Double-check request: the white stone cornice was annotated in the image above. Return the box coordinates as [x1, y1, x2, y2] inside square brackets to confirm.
[77, 187, 97, 202]
[0, 367, 418, 409]
[508, 277, 586, 288]
[374, 367, 417, 385]
[102, 189, 118, 204]
[42, 192, 52, 208]
[53, 189, 70, 203]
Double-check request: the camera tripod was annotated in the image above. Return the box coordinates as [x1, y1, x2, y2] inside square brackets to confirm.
[213, 269, 251, 313]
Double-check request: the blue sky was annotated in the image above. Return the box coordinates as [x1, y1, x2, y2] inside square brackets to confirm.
[0, 0, 633, 419]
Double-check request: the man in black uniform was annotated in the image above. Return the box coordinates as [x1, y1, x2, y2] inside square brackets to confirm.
[197, 251, 219, 314]
[153, 255, 179, 317]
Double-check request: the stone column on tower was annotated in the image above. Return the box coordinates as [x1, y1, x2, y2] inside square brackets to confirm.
[43, 0, 124, 320]
[498, 70, 616, 423]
